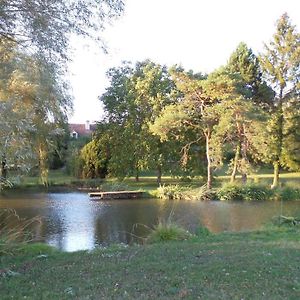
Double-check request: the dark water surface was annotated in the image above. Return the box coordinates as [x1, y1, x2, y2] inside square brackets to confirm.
[1, 192, 300, 252]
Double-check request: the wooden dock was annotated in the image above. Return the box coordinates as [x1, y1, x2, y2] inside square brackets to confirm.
[88, 191, 144, 200]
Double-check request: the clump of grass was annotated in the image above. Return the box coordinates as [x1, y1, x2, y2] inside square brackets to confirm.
[145, 206, 193, 243]
[0, 209, 41, 256]
[189, 184, 218, 201]
[195, 225, 211, 237]
[146, 221, 192, 244]
[157, 184, 184, 200]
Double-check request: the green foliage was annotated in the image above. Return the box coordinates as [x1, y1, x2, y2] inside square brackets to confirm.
[190, 184, 218, 201]
[0, 209, 40, 256]
[275, 187, 300, 201]
[98, 60, 182, 182]
[80, 139, 109, 179]
[0, 0, 124, 64]
[226, 42, 274, 105]
[259, 13, 300, 187]
[146, 221, 192, 243]
[217, 183, 272, 201]
[0, 41, 71, 186]
[157, 184, 184, 200]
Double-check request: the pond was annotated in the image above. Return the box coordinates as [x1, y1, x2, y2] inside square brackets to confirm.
[1, 192, 300, 252]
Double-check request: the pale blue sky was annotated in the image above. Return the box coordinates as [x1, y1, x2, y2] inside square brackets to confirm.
[68, 0, 300, 123]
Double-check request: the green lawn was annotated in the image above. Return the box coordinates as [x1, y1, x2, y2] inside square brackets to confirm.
[1, 228, 300, 299]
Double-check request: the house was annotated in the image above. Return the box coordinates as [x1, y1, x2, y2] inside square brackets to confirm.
[69, 121, 97, 139]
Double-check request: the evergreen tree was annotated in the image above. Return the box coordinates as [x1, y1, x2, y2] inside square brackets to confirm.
[260, 13, 300, 188]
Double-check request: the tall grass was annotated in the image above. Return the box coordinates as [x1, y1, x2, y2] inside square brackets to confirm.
[0, 209, 40, 255]
[145, 207, 193, 243]
[156, 184, 184, 200]
[146, 221, 192, 243]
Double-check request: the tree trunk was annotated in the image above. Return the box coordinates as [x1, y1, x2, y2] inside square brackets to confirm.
[230, 144, 240, 183]
[241, 124, 248, 184]
[1, 155, 7, 179]
[272, 90, 284, 189]
[135, 168, 139, 182]
[271, 161, 280, 189]
[241, 173, 247, 184]
[156, 165, 162, 186]
[205, 132, 212, 189]
[38, 142, 49, 186]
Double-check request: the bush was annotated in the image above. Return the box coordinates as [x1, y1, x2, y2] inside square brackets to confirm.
[275, 187, 300, 201]
[217, 184, 245, 201]
[217, 183, 273, 201]
[157, 184, 183, 200]
[242, 185, 273, 201]
[146, 221, 192, 243]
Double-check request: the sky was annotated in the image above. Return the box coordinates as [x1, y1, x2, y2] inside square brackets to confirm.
[68, 0, 300, 124]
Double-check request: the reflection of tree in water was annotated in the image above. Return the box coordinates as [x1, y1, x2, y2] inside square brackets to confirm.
[94, 199, 164, 245]
[2, 193, 300, 251]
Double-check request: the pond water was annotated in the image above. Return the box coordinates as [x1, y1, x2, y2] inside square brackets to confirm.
[1, 192, 300, 252]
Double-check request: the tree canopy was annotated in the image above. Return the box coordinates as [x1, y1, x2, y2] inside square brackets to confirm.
[0, 0, 124, 63]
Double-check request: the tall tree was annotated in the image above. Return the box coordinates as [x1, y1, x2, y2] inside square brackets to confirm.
[260, 13, 300, 188]
[99, 61, 180, 184]
[225, 43, 274, 183]
[151, 68, 237, 189]
[0, 41, 70, 185]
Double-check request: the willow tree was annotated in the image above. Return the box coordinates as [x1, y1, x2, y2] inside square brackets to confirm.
[0, 0, 124, 63]
[0, 41, 35, 186]
[260, 13, 300, 188]
[0, 41, 70, 185]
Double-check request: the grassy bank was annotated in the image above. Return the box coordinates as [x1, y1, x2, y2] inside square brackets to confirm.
[3, 169, 300, 201]
[1, 228, 300, 299]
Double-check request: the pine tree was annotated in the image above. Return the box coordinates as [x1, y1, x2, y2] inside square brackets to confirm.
[260, 13, 300, 188]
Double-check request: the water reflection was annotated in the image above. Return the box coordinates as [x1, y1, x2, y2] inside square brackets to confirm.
[1, 192, 300, 252]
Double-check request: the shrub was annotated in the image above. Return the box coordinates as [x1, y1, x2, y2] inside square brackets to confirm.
[146, 221, 192, 243]
[275, 187, 300, 201]
[217, 184, 245, 201]
[157, 184, 184, 200]
[242, 185, 273, 201]
[217, 183, 273, 201]
[0, 209, 40, 256]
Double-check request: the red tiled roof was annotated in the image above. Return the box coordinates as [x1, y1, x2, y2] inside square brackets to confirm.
[69, 123, 97, 137]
